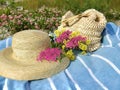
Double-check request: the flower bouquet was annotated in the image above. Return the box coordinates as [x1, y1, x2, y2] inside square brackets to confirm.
[37, 28, 90, 62]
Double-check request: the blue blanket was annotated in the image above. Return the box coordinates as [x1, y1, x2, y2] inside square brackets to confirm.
[0, 22, 120, 90]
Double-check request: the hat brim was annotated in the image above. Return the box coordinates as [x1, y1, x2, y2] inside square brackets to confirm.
[0, 47, 70, 80]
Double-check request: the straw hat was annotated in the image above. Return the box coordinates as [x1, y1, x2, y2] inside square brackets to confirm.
[58, 9, 107, 51]
[0, 30, 70, 80]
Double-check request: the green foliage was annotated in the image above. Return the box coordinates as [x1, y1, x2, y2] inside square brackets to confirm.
[21, 0, 39, 10]
[1, 0, 120, 40]
[0, 0, 6, 5]
[0, 7, 64, 36]
[5, 0, 120, 21]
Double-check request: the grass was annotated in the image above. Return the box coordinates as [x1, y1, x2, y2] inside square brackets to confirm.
[20, 0, 39, 10]
[1, 0, 120, 22]
[1, 0, 120, 12]
[13, 0, 119, 21]
[1, 0, 120, 21]
[19, 0, 120, 12]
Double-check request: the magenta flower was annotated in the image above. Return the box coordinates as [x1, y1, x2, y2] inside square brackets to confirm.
[17, 20, 21, 25]
[8, 15, 14, 20]
[66, 36, 86, 49]
[55, 30, 72, 43]
[0, 14, 7, 21]
[35, 25, 40, 29]
[37, 48, 61, 62]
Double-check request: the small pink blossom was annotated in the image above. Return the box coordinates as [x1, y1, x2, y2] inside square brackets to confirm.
[0, 14, 7, 21]
[29, 20, 33, 25]
[37, 48, 61, 62]
[55, 23, 59, 27]
[30, 22, 33, 25]
[2, 21, 8, 26]
[35, 25, 40, 29]
[15, 14, 23, 19]
[8, 15, 14, 20]
[18, 14, 23, 18]
[17, 20, 21, 25]
[24, 25, 28, 29]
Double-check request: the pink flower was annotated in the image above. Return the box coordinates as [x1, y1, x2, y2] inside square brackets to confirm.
[24, 25, 28, 29]
[15, 14, 23, 19]
[30, 22, 33, 25]
[8, 15, 14, 20]
[18, 14, 23, 18]
[66, 36, 86, 49]
[17, 20, 21, 25]
[29, 20, 33, 25]
[55, 30, 72, 43]
[2, 21, 8, 26]
[55, 23, 59, 27]
[37, 48, 61, 62]
[35, 25, 40, 29]
[0, 14, 7, 21]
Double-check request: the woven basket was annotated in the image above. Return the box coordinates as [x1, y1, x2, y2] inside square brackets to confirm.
[58, 9, 107, 51]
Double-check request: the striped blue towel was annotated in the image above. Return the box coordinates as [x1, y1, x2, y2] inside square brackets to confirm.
[0, 22, 120, 90]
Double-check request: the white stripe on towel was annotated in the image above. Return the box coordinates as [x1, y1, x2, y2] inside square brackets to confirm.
[116, 27, 120, 41]
[118, 43, 120, 47]
[48, 78, 57, 90]
[105, 29, 112, 47]
[92, 54, 120, 75]
[65, 69, 81, 90]
[3, 79, 8, 90]
[77, 57, 108, 90]
[101, 45, 113, 48]
[5, 38, 9, 48]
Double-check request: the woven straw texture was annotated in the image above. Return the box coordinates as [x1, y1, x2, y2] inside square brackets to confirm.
[58, 9, 107, 51]
[0, 30, 70, 80]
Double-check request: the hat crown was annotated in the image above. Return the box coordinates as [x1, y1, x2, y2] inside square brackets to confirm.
[0, 30, 70, 80]
[12, 30, 51, 62]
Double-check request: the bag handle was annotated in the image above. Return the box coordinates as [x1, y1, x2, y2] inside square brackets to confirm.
[62, 14, 82, 27]
[61, 9, 103, 27]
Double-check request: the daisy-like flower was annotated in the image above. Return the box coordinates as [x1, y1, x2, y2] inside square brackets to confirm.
[65, 50, 75, 60]
[54, 28, 65, 37]
[69, 30, 80, 38]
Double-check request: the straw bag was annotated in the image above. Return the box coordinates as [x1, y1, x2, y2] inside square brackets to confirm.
[58, 9, 107, 51]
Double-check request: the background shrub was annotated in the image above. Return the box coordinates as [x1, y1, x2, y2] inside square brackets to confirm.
[0, 0, 120, 40]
